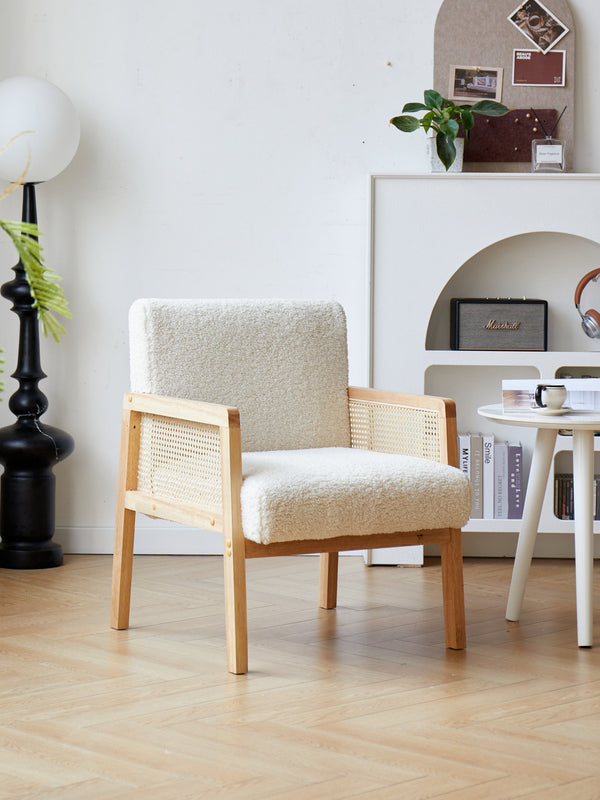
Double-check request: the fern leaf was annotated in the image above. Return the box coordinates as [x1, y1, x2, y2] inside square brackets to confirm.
[0, 218, 71, 343]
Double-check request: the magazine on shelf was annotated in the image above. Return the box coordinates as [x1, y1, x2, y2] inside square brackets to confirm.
[502, 378, 600, 411]
[458, 433, 470, 479]
[494, 441, 509, 519]
[508, 442, 523, 519]
[470, 434, 483, 518]
[482, 433, 495, 519]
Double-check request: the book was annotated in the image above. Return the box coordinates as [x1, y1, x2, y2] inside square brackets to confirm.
[502, 378, 600, 411]
[553, 473, 600, 521]
[482, 433, 495, 519]
[507, 442, 523, 519]
[458, 433, 471, 517]
[458, 433, 470, 480]
[470, 434, 483, 518]
[494, 441, 509, 519]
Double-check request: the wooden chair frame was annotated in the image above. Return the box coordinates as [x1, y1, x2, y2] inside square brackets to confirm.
[111, 387, 466, 674]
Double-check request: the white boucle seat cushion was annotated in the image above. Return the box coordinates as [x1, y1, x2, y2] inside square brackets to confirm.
[240, 447, 472, 545]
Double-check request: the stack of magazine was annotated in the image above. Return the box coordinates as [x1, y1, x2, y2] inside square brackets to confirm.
[458, 433, 523, 520]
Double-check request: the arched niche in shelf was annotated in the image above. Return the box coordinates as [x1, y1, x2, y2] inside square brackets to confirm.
[425, 232, 600, 352]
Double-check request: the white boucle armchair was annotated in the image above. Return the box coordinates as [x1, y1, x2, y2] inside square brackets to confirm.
[111, 299, 471, 674]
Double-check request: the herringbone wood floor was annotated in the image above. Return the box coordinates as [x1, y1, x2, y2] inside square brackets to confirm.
[1, 554, 600, 798]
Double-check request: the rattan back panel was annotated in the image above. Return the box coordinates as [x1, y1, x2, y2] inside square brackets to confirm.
[348, 398, 442, 461]
[137, 414, 223, 510]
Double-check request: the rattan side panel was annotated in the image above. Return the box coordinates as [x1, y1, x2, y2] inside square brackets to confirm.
[348, 398, 441, 461]
[138, 414, 222, 509]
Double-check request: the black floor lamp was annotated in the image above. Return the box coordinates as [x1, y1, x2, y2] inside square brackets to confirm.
[0, 77, 80, 568]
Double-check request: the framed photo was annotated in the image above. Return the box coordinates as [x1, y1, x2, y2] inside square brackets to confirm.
[513, 49, 565, 86]
[449, 66, 504, 102]
[508, 1, 569, 54]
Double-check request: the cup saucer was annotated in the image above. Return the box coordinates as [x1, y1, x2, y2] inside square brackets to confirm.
[533, 406, 571, 416]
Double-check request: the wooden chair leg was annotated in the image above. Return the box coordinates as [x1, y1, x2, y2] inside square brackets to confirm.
[111, 507, 136, 629]
[440, 530, 466, 650]
[319, 552, 339, 609]
[223, 534, 248, 674]
[111, 404, 141, 631]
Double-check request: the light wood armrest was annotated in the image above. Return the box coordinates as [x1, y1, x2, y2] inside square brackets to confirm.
[347, 387, 458, 467]
[123, 391, 239, 428]
[121, 392, 241, 531]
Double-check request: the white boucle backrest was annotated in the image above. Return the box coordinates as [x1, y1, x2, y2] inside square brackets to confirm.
[129, 299, 351, 452]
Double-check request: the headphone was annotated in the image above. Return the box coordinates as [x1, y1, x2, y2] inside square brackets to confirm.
[575, 268, 600, 338]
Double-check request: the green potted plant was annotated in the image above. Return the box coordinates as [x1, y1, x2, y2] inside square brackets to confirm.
[390, 89, 510, 171]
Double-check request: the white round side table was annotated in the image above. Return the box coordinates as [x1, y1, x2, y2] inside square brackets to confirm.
[478, 403, 600, 647]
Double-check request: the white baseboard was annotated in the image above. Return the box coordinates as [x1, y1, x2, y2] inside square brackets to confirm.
[55, 524, 224, 555]
[54, 527, 591, 560]
[55, 526, 361, 556]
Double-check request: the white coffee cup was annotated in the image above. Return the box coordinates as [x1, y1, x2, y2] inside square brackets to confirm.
[535, 383, 567, 410]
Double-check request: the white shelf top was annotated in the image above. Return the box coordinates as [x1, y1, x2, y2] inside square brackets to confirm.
[424, 350, 600, 367]
[372, 173, 600, 181]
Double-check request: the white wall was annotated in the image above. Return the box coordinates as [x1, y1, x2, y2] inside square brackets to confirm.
[0, 0, 598, 552]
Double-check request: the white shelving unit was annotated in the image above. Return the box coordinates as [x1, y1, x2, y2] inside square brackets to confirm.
[369, 174, 600, 560]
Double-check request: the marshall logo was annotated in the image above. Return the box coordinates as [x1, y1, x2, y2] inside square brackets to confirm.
[484, 319, 521, 331]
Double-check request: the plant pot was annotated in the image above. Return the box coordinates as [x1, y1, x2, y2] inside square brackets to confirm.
[426, 137, 464, 173]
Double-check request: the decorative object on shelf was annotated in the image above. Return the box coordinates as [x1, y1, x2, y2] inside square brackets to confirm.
[464, 108, 558, 164]
[450, 298, 548, 351]
[512, 48, 566, 87]
[507, 0, 569, 55]
[0, 76, 79, 569]
[390, 89, 510, 171]
[574, 267, 600, 338]
[502, 378, 600, 411]
[531, 105, 567, 172]
[534, 383, 567, 410]
[426, 136, 464, 173]
[433, 0, 575, 171]
[448, 65, 504, 103]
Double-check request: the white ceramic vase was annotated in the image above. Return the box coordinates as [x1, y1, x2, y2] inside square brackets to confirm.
[426, 136, 464, 173]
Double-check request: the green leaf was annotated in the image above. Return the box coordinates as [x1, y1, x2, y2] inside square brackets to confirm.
[436, 132, 456, 171]
[390, 115, 421, 132]
[0, 219, 71, 343]
[424, 89, 443, 110]
[460, 109, 474, 132]
[471, 100, 510, 117]
[421, 111, 435, 133]
[438, 118, 459, 138]
[402, 102, 429, 113]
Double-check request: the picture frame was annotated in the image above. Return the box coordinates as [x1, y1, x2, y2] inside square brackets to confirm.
[508, 1, 569, 55]
[448, 66, 504, 103]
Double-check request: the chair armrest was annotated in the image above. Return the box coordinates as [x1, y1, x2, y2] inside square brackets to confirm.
[347, 387, 458, 467]
[121, 392, 241, 531]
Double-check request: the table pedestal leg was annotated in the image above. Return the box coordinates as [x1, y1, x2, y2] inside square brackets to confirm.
[573, 429, 594, 647]
[506, 427, 557, 621]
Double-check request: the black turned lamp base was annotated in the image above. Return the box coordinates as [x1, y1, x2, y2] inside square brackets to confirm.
[0, 419, 74, 569]
[0, 541, 63, 569]
[0, 183, 74, 570]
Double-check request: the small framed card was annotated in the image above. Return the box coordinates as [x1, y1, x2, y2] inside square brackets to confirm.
[448, 66, 503, 102]
[513, 49, 565, 86]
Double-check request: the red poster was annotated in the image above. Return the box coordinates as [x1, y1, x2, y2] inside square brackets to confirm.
[513, 49, 565, 86]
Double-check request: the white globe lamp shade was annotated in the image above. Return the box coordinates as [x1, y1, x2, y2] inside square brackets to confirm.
[0, 76, 80, 183]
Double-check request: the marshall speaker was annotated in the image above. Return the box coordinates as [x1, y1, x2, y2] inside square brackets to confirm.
[451, 298, 548, 351]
